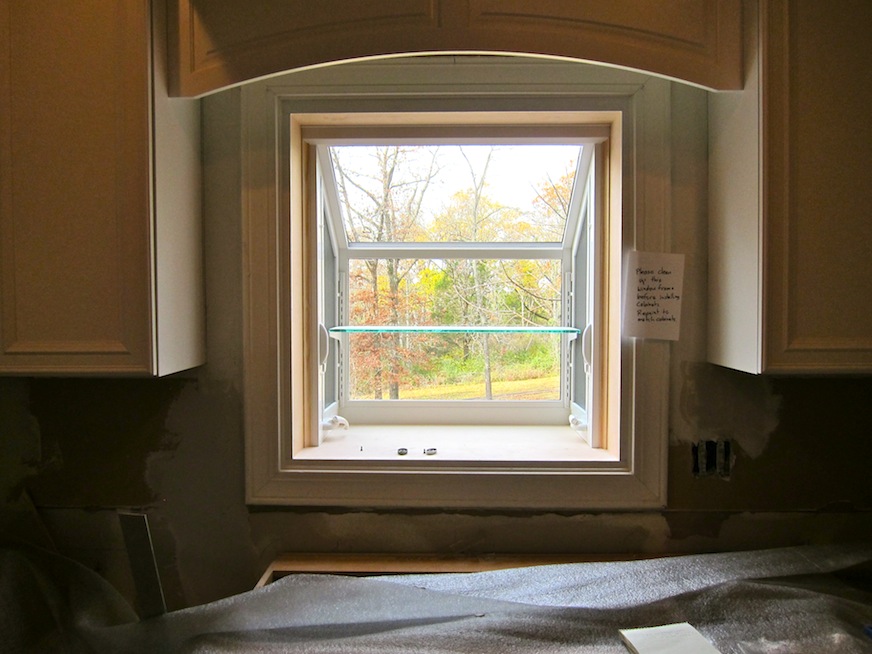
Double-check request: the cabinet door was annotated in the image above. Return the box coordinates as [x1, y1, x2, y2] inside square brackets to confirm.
[0, 1, 154, 374]
[762, 0, 872, 372]
[709, 0, 872, 374]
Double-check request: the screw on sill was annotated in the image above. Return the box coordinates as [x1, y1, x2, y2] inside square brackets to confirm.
[397, 448, 408, 456]
[424, 447, 437, 456]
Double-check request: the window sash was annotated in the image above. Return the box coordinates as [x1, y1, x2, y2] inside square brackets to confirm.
[299, 111, 622, 459]
[314, 134, 603, 429]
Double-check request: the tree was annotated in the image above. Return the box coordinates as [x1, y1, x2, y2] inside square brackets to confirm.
[333, 144, 577, 400]
[435, 148, 504, 397]
[332, 146, 440, 399]
[530, 167, 576, 241]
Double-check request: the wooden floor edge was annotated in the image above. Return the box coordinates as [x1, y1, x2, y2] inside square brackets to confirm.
[255, 552, 662, 588]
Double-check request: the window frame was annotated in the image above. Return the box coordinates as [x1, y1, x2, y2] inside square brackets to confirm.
[242, 59, 671, 510]
[310, 130, 597, 431]
[299, 116, 617, 458]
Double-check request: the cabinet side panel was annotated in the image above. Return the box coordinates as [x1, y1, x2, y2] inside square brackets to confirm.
[707, 0, 762, 374]
[0, 1, 152, 374]
[152, 0, 205, 376]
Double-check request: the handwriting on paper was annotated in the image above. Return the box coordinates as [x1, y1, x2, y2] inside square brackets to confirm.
[623, 251, 685, 340]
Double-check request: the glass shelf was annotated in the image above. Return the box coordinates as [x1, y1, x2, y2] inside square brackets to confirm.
[329, 325, 580, 335]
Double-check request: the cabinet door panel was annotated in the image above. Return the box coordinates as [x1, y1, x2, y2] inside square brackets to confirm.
[0, 1, 153, 374]
[764, 0, 872, 371]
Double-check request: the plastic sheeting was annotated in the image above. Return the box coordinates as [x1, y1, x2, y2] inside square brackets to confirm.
[3, 544, 872, 653]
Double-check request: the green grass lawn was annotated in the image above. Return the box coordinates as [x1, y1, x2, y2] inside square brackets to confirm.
[399, 375, 559, 400]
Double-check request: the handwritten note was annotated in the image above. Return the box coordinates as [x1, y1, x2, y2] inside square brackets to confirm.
[623, 251, 685, 341]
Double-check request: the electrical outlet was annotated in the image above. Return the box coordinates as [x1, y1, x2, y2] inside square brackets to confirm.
[692, 439, 732, 479]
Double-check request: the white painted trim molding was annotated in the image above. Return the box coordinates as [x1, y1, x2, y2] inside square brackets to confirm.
[242, 58, 670, 509]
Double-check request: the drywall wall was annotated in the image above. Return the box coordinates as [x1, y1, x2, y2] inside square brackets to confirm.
[2, 60, 870, 611]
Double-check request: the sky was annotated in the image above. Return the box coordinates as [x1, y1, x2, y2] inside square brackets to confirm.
[331, 144, 581, 220]
[426, 145, 580, 213]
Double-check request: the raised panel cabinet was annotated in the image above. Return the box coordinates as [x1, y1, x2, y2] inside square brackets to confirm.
[708, 0, 872, 374]
[0, 0, 203, 376]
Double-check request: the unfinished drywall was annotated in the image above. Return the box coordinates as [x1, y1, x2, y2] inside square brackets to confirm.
[23, 379, 184, 507]
[677, 362, 781, 458]
[0, 378, 55, 549]
[0, 379, 42, 503]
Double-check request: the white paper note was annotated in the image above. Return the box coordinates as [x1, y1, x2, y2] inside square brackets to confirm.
[619, 622, 722, 654]
[623, 251, 685, 341]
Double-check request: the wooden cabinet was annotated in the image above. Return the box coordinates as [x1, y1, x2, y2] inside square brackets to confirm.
[0, 0, 203, 376]
[708, 0, 872, 374]
[167, 0, 742, 97]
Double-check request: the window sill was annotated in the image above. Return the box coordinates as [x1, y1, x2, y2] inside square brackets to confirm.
[295, 424, 617, 463]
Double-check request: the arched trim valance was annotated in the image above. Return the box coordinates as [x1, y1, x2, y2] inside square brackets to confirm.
[168, 0, 742, 97]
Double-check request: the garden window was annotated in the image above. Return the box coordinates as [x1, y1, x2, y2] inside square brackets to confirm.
[242, 60, 670, 509]
[291, 116, 619, 463]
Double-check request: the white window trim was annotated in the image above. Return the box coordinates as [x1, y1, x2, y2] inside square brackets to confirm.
[242, 59, 671, 510]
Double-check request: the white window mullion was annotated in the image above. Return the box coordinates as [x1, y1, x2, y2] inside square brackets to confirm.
[317, 145, 348, 257]
[338, 270, 349, 409]
[562, 145, 594, 251]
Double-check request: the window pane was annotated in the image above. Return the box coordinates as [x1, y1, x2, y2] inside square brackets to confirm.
[347, 332, 561, 401]
[330, 145, 580, 243]
[347, 258, 562, 327]
[345, 257, 563, 401]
